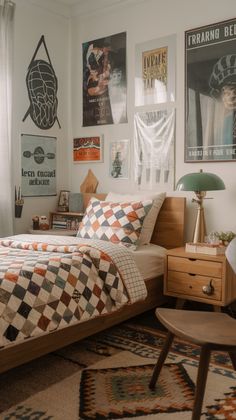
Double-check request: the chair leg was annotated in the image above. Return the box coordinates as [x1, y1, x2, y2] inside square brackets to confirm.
[149, 331, 174, 389]
[228, 351, 236, 370]
[192, 346, 211, 420]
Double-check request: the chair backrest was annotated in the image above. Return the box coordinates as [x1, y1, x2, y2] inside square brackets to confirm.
[225, 237, 236, 274]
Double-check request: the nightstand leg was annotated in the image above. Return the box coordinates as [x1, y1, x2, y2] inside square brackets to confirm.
[175, 298, 185, 309]
[213, 305, 221, 312]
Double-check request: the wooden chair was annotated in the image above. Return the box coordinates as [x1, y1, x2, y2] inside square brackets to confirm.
[149, 308, 236, 420]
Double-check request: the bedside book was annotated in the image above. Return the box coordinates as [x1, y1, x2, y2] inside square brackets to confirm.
[185, 242, 226, 255]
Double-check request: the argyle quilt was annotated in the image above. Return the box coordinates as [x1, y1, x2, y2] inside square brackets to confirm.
[0, 238, 146, 348]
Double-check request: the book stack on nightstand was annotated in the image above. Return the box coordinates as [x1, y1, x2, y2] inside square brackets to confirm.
[164, 246, 236, 311]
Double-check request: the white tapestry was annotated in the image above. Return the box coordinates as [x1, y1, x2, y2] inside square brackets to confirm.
[134, 109, 175, 190]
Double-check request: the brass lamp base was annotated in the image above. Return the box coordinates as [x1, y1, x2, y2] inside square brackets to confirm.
[192, 191, 207, 243]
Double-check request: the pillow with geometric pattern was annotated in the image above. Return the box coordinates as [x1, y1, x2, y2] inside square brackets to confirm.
[77, 197, 152, 249]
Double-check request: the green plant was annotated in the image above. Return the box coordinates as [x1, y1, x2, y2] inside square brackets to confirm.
[213, 231, 236, 244]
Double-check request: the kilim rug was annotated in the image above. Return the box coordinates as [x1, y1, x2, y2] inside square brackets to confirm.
[0, 309, 236, 419]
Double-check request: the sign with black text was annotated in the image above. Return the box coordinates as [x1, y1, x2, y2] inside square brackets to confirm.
[21, 134, 57, 196]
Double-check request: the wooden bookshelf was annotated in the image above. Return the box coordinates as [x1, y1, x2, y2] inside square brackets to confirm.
[49, 211, 84, 232]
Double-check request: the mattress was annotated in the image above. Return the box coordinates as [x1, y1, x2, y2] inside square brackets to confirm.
[8, 235, 166, 281]
[130, 243, 166, 280]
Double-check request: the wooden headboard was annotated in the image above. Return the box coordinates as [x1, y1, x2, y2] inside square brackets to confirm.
[81, 193, 186, 250]
[151, 197, 186, 249]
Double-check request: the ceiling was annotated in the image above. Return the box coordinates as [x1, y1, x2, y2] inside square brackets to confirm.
[34, 0, 143, 18]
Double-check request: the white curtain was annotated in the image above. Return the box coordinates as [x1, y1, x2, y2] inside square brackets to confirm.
[0, 0, 15, 236]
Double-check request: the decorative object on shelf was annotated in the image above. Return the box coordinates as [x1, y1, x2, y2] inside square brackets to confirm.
[185, 242, 226, 255]
[15, 186, 24, 218]
[39, 215, 49, 230]
[176, 169, 225, 243]
[213, 231, 236, 246]
[80, 169, 98, 193]
[50, 211, 83, 232]
[69, 193, 84, 213]
[57, 190, 70, 212]
[32, 215, 39, 230]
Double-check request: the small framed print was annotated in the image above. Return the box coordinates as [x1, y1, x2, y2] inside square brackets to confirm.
[57, 190, 70, 212]
[110, 140, 129, 179]
[73, 136, 103, 163]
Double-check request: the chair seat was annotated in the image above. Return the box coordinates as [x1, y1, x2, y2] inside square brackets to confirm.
[156, 308, 236, 348]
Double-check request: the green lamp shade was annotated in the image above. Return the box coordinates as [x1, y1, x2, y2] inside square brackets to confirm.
[176, 170, 225, 192]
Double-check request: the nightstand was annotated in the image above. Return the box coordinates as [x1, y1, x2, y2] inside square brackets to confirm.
[164, 247, 236, 310]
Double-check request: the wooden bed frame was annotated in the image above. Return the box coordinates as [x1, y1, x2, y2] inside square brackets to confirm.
[0, 196, 186, 373]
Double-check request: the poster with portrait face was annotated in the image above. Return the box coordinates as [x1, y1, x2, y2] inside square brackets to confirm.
[185, 17, 236, 162]
[21, 134, 56, 196]
[82, 32, 127, 126]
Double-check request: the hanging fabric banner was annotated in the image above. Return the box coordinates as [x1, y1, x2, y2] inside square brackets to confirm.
[134, 109, 175, 190]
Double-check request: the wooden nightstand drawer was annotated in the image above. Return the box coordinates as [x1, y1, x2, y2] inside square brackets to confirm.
[167, 270, 222, 301]
[168, 256, 222, 278]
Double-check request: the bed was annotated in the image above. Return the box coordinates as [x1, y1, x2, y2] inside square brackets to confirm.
[0, 194, 185, 373]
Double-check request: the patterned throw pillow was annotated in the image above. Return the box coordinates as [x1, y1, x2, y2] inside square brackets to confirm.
[77, 198, 152, 248]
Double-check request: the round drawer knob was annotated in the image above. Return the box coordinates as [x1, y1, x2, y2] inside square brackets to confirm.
[202, 279, 214, 296]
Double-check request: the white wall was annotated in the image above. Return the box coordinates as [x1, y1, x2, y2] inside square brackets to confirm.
[12, 0, 70, 234]
[11, 0, 236, 241]
[70, 0, 236, 241]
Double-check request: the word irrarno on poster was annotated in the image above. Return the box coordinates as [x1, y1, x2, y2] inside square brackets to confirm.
[185, 18, 236, 162]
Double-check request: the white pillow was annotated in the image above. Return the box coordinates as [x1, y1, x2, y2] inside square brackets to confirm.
[106, 191, 166, 245]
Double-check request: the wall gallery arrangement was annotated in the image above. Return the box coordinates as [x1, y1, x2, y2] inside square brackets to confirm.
[21, 134, 57, 197]
[22, 35, 60, 130]
[82, 32, 127, 126]
[185, 17, 236, 162]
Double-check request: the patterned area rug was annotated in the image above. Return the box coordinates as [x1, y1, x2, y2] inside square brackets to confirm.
[0, 309, 236, 419]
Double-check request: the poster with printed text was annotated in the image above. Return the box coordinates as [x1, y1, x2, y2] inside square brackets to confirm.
[73, 136, 103, 162]
[83, 32, 127, 126]
[135, 35, 176, 106]
[21, 134, 56, 196]
[185, 17, 236, 162]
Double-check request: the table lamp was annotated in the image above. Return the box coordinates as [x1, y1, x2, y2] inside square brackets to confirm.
[176, 169, 225, 243]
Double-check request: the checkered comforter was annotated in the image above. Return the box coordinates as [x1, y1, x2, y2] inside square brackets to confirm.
[0, 237, 147, 348]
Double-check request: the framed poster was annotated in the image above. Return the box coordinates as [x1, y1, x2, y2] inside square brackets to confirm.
[185, 17, 236, 162]
[57, 190, 70, 212]
[82, 32, 127, 126]
[21, 134, 56, 197]
[135, 34, 176, 106]
[110, 140, 129, 179]
[73, 136, 103, 163]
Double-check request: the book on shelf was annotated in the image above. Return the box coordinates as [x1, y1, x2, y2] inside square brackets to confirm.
[185, 242, 226, 255]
